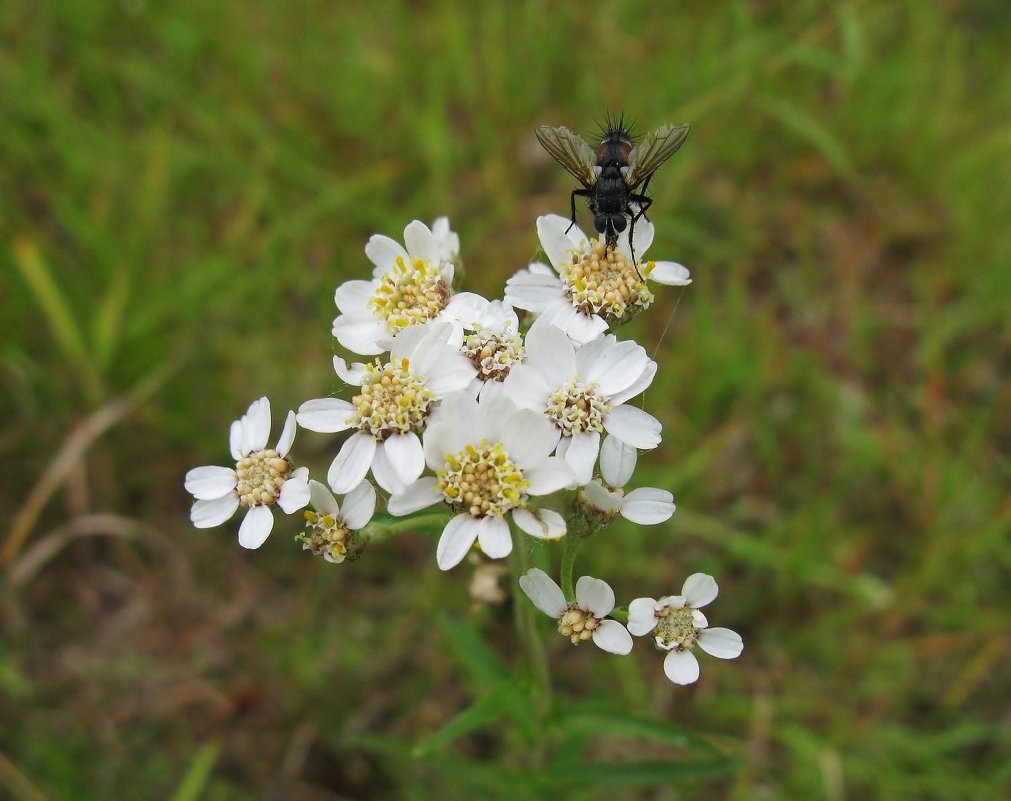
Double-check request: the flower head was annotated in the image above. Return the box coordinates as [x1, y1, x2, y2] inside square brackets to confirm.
[628, 574, 743, 685]
[457, 299, 526, 400]
[332, 220, 485, 355]
[185, 397, 310, 549]
[297, 321, 476, 495]
[388, 393, 575, 570]
[519, 568, 633, 655]
[504, 215, 691, 343]
[578, 435, 676, 525]
[503, 324, 660, 484]
[296, 479, 376, 563]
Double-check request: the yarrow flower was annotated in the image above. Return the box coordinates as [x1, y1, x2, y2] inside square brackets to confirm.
[504, 214, 691, 343]
[578, 435, 675, 525]
[185, 397, 310, 549]
[388, 393, 575, 570]
[504, 323, 660, 484]
[519, 568, 633, 654]
[628, 574, 744, 685]
[457, 298, 526, 400]
[297, 321, 476, 495]
[296, 479, 376, 563]
[332, 219, 484, 355]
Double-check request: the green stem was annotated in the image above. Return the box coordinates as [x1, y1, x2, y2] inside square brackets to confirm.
[560, 535, 582, 600]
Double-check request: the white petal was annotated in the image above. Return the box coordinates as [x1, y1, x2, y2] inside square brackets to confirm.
[649, 261, 692, 286]
[436, 512, 479, 570]
[333, 356, 367, 386]
[504, 270, 564, 312]
[498, 408, 560, 468]
[340, 481, 377, 529]
[524, 457, 576, 495]
[334, 279, 375, 314]
[423, 352, 477, 396]
[621, 487, 675, 525]
[370, 442, 405, 495]
[275, 410, 297, 456]
[583, 340, 648, 397]
[592, 620, 633, 655]
[575, 575, 616, 617]
[599, 436, 637, 488]
[563, 431, 600, 485]
[663, 650, 701, 685]
[308, 479, 341, 516]
[627, 598, 660, 636]
[581, 479, 622, 513]
[698, 627, 744, 660]
[631, 216, 655, 256]
[692, 609, 709, 629]
[611, 359, 657, 406]
[364, 233, 409, 273]
[526, 321, 576, 382]
[296, 398, 356, 433]
[229, 420, 244, 460]
[327, 433, 376, 494]
[382, 432, 425, 487]
[512, 507, 566, 540]
[278, 471, 311, 514]
[681, 573, 719, 609]
[476, 516, 512, 559]
[242, 397, 271, 453]
[237, 505, 274, 549]
[403, 220, 438, 264]
[332, 314, 387, 356]
[443, 292, 489, 327]
[518, 567, 567, 617]
[190, 494, 239, 528]
[537, 214, 580, 272]
[387, 476, 440, 515]
[500, 364, 550, 411]
[185, 465, 237, 500]
[563, 310, 609, 344]
[603, 405, 662, 449]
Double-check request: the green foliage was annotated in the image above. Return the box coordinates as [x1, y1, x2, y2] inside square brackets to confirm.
[1, 0, 1009, 799]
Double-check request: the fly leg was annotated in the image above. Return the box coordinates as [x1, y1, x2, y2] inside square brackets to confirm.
[567, 189, 594, 234]
[627, 192, 654, 279]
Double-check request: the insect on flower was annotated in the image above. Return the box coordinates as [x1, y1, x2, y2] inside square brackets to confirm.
[535, 115, 689, 274]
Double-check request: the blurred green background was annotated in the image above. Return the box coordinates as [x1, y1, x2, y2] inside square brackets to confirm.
[2, 0, 1009, 799]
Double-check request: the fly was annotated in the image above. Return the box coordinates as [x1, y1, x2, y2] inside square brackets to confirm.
[535, 116, 689, 274]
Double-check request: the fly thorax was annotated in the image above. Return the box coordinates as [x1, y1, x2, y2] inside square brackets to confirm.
[545, 378, 610, 436]
[368, 256, 450, 332]
[558, 605, 602, 645]
[653, 605, 699, 651]
[350, 358, 435, 439]
[436, 439, 529, 518]
[234, 449, 292, 508]
[560, 241, 654, 321]
[463, 328, 525, 383]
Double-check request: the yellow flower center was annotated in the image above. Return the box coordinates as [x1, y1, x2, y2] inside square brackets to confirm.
[368, 256, 450, 332]
[235, 449, 291, 508]
[546, 379, 611, 435]
[558, 605, 601, 645]
[298, 510, 351, 563]
[437, 439, 529, 518]
[560, 240, 654, 322]
[351, 358, 435, 439]
[654, 605, 699, 651]
[463, 329, 525, 383]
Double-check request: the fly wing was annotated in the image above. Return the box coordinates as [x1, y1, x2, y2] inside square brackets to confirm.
[535, 125, 598, 188]
[625, 124, 690, 188]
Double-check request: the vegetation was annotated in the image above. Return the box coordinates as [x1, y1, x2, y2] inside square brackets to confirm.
[2, 1, 1009, 798]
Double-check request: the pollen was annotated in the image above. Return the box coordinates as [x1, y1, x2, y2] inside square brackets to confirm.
[463, 329, 525, 383]
[559, 240, 654, 322]
[545, 378, 611, 435]
[653, 605, 700, 651]
[350, 359, 435, 439]
[235, 449, 291, 508]
[297, 510, 352, 563]
[558, 605, 602, 645]
[368, 256, 450, 332]
[436, 439, 529, 518]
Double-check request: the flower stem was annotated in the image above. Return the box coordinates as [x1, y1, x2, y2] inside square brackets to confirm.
[560, 534, 582, 600]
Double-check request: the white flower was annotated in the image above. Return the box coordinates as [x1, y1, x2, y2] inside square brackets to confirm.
[296, 321, 476, 496]
[580, 435, 675, 524]
[456, 298, 526, 400]
[628, 574, 743, 685]
[519, 568, 633, 655]
[504, 214, 691, 343]
[388, 393, 575, 570]
[332, 219, 486, 355]
[185, 397, 310, 549]
[296, 479, 376, 563]
[503, 323, 660, 484]
[430, 216, 461, 265]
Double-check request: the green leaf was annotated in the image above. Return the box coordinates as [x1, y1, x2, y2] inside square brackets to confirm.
[412, 684, 514, 756]
[755, 96, 854, 176]
[544, 758, 736, 789]
[554, 705, 721, 755]
[168, 740, 221, 801]
[435, 612, 511, 684]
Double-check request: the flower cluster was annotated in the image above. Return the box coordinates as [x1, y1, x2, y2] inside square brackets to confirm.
[186, 213, 743, 686]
